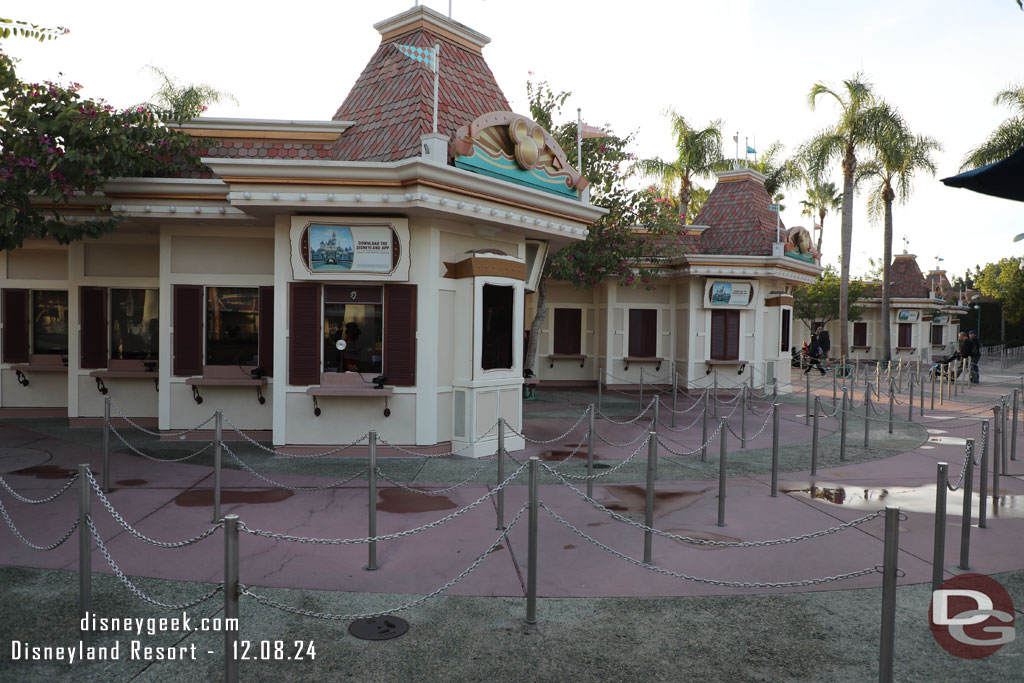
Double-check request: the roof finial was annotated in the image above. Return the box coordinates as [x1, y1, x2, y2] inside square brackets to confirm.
[901, 235, 909, 254]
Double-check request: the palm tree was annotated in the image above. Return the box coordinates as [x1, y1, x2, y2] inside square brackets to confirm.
[634, 110, 728, 223]
[139, 65, 237, 122]
[747, 141, 801, 209]
[802, 73, 898, 358]
[799, 180, 842, 252]
[858, 120, 941, 361]
[961, 82, 1024, 170]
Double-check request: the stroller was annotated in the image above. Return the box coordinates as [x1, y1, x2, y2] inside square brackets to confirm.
[932, 352, 960, 380]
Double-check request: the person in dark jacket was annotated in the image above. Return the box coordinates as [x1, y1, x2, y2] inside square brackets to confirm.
[815, 326, 831, 371]
[804, 336, 826, 375]
[956, 332, 973, 379]
[969, 329, 981, 383]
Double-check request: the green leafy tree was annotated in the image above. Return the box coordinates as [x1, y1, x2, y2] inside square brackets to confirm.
[523, 81, 684, 373]
[799, 178, 842, 252]
[793, 265, 867, 338]
[961, 82, 1024, 170]
[633, 110, 729, 223]
[801, 72, 899, 358]
[857, 117, 941, 361]
[976, 257, 1024, 326]
[138, 65, 236, 122]
[0, 25, 200, 250]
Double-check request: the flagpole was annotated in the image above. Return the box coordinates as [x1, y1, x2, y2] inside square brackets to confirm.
[432, 43, 440, 134]
[734, 132, 739, 169]
[744, 137, 748, 166]
[577, 108, 583, 177]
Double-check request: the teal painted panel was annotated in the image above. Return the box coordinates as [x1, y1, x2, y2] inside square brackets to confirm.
[454, 148, 577, 199]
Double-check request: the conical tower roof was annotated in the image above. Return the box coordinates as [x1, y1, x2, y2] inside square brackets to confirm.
[691, 168, 783, 255]
[890, 253, 929, 298]
[331, 6, 510, 162]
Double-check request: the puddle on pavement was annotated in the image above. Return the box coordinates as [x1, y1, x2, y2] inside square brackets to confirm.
[174, 488, 293, 506]
[377, 488, 457, 513]
[563, 544, 576, 550]
[116, 479, 147, 487]
[782, 482, 1024, 517]
[599, 485, 710, 518]
[11, 464, 76, 479]
[664, 528, 742, 551]
[487, 544, 505, 555]
[539, 449, 591, 462]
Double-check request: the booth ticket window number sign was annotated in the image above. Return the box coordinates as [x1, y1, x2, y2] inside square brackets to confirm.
[308, 225, 393, 273]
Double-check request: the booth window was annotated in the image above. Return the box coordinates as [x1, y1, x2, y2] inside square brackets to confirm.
[205, 287, 259, 365]
[853, 322, 868, 347]
[110, 289, 159, 361]
[931, 324, 943, 345]
[710, 309, 739, 360]
[553, 308, 582, 355]
[898, 323, 913, 348]
[323, 286, 383, 373]
[780, 309, 791, 353]
[32, 290, 69, 355]
[628, 309, 657, 357]
[481, 284, 514, 370]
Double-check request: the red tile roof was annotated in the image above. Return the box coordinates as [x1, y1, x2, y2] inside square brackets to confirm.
[330, 28, 510, 162]
[689, 174, 783, 255]
[890, 255, 929, 298]
[927, 269, 953, 297]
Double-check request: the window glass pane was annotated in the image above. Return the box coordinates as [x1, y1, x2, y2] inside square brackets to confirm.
[324, 303, 383, 373]
[32, 290, 68, 355]
[780, 309, 791, 353]
[482, 285, 514, 370]
[111, 289, 159, 361]
[206, 287, 259, 366]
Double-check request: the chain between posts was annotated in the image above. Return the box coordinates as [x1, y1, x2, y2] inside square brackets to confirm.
[0, 472, 79, 504]
[85, 517, 225, 610]
[595, 398, 657, 425]
[657, 419, 726, 457]
[541, 504, 890, 588]
[657, 389, 709, 414]
[240, 503, 529, 621]
[726, 408, 774, 442]
[222, 414, 371, 457]
[505, 405, 592, 444]
[546, 436, 650, 480]
[238, 462, 528, 545]
[593, 424, 655, 447]
[109, 399, 215, 437]
[221, 444, 367, 491]
[83, 471, 224, 547]
[658, 408, 706, 432]
[373, 462, 491, 495]
[0, 498, 80, 550]
[108, 422, 214, 461]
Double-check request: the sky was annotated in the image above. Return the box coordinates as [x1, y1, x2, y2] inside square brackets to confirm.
[4, 0, 1022, 281]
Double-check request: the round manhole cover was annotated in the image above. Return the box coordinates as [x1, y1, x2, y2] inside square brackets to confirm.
[0, 447, 52, 474]
[348, 616, 409, 641]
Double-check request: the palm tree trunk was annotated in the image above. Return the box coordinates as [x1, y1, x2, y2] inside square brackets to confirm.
[816, 209, 826, 252]
[881, 189, 894, 363]
[838, 148, 856, 359]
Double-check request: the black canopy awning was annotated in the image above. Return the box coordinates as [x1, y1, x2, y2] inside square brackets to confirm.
[941, 146, 1024, 201]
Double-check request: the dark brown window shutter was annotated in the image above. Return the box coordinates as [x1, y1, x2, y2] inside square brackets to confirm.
[780, 309, 791, 353]
[553, 308, 582, 355]
[258, 286, 274, 377]
[289, 282, 321, 386]
[384, 284, 417, 386]
[628, 309, 657, 357]
[726, 311, 740, 360]
[853, 322, 867, 347]
[80, 287, 108, 369]
[710, 310, 726, 360]
[898, 323, 913, 348]
[2, 289, 29, 364]
[173, 285, 203, 376]
[931, 325, 943, 345]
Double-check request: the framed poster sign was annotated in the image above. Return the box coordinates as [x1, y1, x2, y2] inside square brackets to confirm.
[290, 217, 409, 282]
[897, 309, 920, 322]
[707, 281, 753, 307]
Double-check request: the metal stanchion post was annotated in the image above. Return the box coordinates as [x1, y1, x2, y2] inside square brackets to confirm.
[840, 389, 848, 462]
[671, 368, 678, 428]
[496, 418, 505, 530]
[643, 433, 656, 564]
[701, 392, 709, 462]
[713, 370, 719, 418]
[770, 402, 780, 497]
[1002, 397, 1009, 471]
[223, 514, 239, 683]
[586, 406, 595, 500]
[931, 371, 936, 410]
[213, 410, 222, 523]
[879, 505, 900, 683]
[918, 373, 924, 416]
[811, 397, 819, 476]
[367, 431, 378, 570]
[598, 367, 603, 413]
[78, 464, 91, 626]
[102, 396, 111, 493]
[864, 384, 871, 448]
[1012, 388, 1019, 461]
[932, 463, 948, 592]
[875, 363, 880, 398]
[993, 405, 1001, 502]
[897, 361, 903, 392]
[888, 384, 894, 434]
[805, 370, 810, 426]
[958, 439, 975, 571]
[979, 421, 989, 529]
[740, 384, 747, 449]
[639, 367, 644, 412]
[908, 374, 914, 422]
[717, 418, 728, 526]
[652, 399, 659, 480]
[526, 457, 538, 625]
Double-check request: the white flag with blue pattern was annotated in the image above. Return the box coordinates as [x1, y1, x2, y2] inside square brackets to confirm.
[395, 43, 438, 73]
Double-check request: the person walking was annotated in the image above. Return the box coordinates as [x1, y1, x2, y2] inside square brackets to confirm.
[815, 326, 831, 371]
[968, 329, 981, 383]
[804, 334, 826, 375]
[956, 331, 972, 380]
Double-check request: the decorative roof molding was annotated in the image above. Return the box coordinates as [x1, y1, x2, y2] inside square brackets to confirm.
[715, 167, 768, 186]
[374, 5, 490, 53]
[174, 118, 354, 141]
